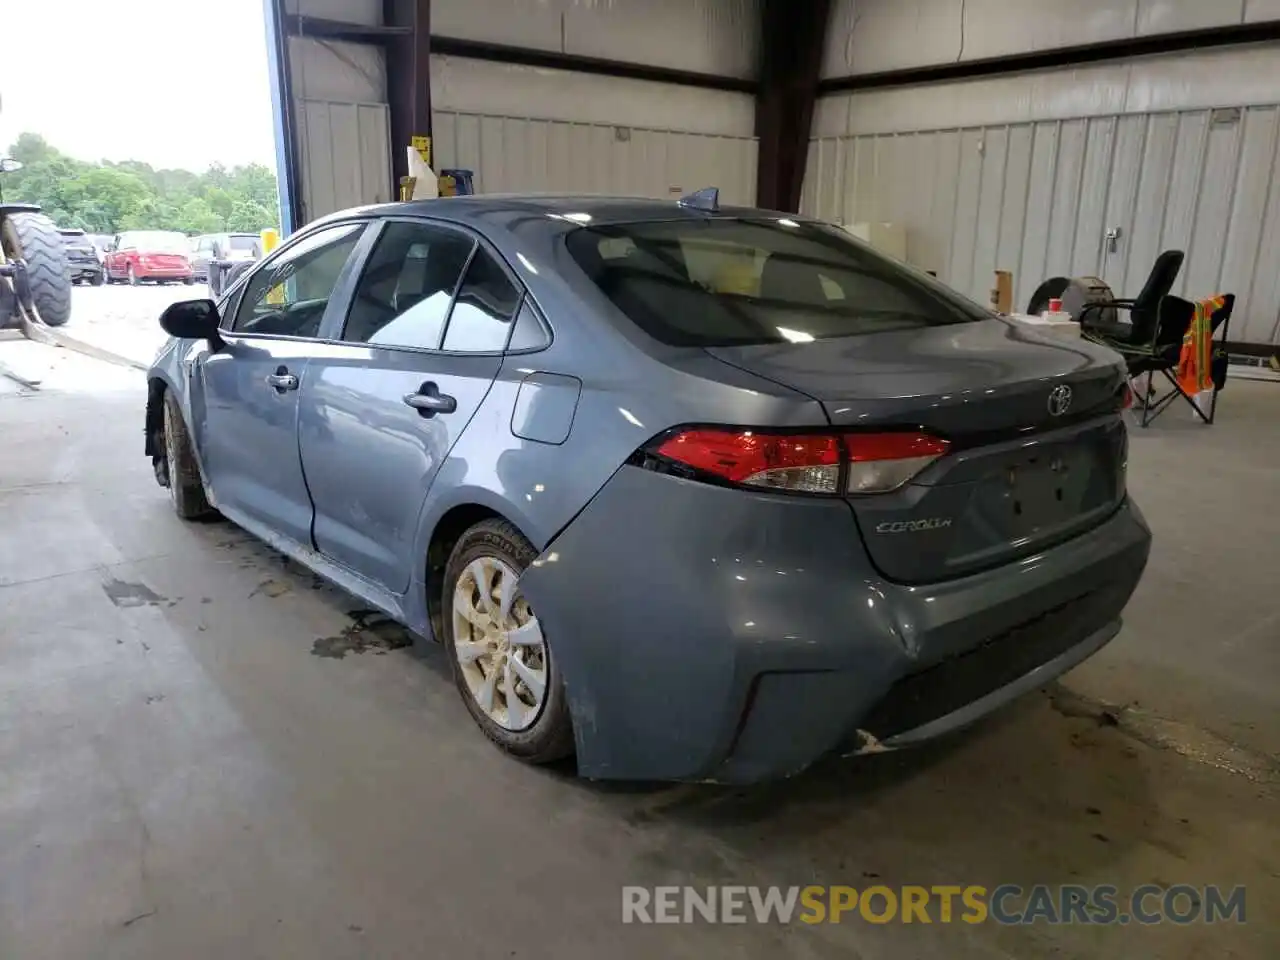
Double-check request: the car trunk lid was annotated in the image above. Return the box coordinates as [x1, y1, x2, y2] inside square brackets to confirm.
[706, 318, 1130, 582]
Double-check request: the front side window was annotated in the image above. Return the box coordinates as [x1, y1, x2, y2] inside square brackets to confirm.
[232, 222, 364, 337]
[565, 219, 990, 347]
[440, 248, 522, 352]
[340, 221, 476, 349]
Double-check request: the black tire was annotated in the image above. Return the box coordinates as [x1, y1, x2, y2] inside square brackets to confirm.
[127, 265, 139, 286]
[183, 277, 195, 285]
[1, 212, 72, 326]
[162, 392, 215, 520]
[90, 270, 104, 287]
[443, 519, 574, 764]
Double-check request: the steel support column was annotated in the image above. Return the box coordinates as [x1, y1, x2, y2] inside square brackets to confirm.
[385, 0, 432, 189]
[754, 0, 831, 212]
[263, 0, 301, 233]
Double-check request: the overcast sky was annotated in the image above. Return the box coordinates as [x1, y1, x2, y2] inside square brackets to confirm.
[0, 0, 277, 172]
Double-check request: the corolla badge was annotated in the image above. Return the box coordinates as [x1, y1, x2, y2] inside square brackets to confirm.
[1047, 383, 1073, 416]
[875, 518, 953, 534]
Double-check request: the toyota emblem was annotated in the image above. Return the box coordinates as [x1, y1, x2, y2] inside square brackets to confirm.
[1047, 384, 1073, 416]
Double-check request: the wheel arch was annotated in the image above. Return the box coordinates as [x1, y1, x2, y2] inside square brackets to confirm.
[144, 376, 169, 458]
[423, 502, 514, 644]
[144, 371, 185, 458]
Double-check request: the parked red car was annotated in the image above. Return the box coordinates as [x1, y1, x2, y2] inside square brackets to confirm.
[104, 231, 194, 285]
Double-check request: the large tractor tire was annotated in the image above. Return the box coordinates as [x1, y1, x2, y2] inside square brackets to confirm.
[1, 212, 72, 326]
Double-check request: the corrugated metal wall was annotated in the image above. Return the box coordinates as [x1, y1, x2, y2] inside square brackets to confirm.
[802, 106, 1280, 344]
[821, 0, 1280, 78]
[431, 112, 756, 204]
[429, 55, 757, 205]
[288, 34, 392, 222]
[432, 0, 759, 79]
[296, 100, 393, 218]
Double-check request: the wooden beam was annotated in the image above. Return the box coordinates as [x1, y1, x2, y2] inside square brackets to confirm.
[283, 14, 411, 43]
[384, 0, 432, 189]
[819, 20, 1280, 94]
[429, 36, 757, 94]
[755, 0, 831, 212]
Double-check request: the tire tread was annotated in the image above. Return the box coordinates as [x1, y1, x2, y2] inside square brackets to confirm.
[163, 392, 215, 520]
[6, 212, 72, 326]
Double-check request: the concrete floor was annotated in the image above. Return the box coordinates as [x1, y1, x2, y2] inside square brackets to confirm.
[1, 317, 1277, 958]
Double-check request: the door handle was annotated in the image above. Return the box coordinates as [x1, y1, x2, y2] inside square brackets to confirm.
[403, 381, 457, 417]
[266, 366, 299, 392]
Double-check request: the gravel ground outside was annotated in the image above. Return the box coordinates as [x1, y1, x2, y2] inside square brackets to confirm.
[61, 283, 209, 368]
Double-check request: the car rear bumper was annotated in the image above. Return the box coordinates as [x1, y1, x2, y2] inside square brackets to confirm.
[135, 266, 193, 279]
[68, 260, 101, 278]
[520, 465, 1150, 783]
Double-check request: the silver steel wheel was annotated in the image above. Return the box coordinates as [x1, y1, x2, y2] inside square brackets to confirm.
[452, 556, 547, 732]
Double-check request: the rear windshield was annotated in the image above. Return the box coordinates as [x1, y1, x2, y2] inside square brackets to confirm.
[228, 235, 260, 253]
[564, 218, 989, 347]
[122, 231, 188, 253]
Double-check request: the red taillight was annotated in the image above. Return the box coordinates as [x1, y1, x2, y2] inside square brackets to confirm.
[650, 428, 949, 495]
[654, 429, 842, 493]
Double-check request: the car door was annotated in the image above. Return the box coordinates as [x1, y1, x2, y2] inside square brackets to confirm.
[194, 220, 371, 547]
[298, 218, 521, 592]
[191, 237, 210, 278]
[105, 235, 123, 278]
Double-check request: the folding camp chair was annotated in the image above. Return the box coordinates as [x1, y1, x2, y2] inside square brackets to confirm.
[1087, 294, 1234, 427]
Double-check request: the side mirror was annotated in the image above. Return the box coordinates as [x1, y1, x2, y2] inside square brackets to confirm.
[160, 298, 224, 348]
[0, 158, 22, 173]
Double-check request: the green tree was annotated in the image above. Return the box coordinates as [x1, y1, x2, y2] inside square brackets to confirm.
[175, 198, 225, 234]
[227, 198, 277, 233]
[1, 133, 281, 235]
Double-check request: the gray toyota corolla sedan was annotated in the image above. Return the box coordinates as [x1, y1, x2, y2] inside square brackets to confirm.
[144, 191, 1150, 783]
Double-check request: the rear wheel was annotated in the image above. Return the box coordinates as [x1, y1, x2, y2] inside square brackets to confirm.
[443, 520, 574, 763]
[90, 269, 104, 287]
[127, 264, 139, 286]
[162, 392, 215, 520]
[0, 212, 72, 326]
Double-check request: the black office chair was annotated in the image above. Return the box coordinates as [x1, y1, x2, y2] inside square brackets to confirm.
[1078, 249, 1185, 342]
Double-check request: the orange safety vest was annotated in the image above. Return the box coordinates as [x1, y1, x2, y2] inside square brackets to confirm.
[1177, 294, 1227, 395]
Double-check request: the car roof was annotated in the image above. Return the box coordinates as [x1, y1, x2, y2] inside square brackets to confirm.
[310, 194, 803, 232]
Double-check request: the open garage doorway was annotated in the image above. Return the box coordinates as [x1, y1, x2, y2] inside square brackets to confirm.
[0, 0, 282, 358]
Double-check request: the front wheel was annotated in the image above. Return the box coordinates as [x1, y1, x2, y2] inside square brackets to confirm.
[444, 520, 574, 764]
[90, 270, 105, 287]
[162, 392, 215, 520]
[127, 264, 139, 286]
[182, 277, 195, 285]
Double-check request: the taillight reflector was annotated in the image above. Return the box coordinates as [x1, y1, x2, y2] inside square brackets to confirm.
[650, 428, 949, 495]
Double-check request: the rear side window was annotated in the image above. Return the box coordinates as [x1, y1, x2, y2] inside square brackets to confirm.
[340, 221, 475, 349]
[440, 248, 522, 352]
[564, 219, 989, 347]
